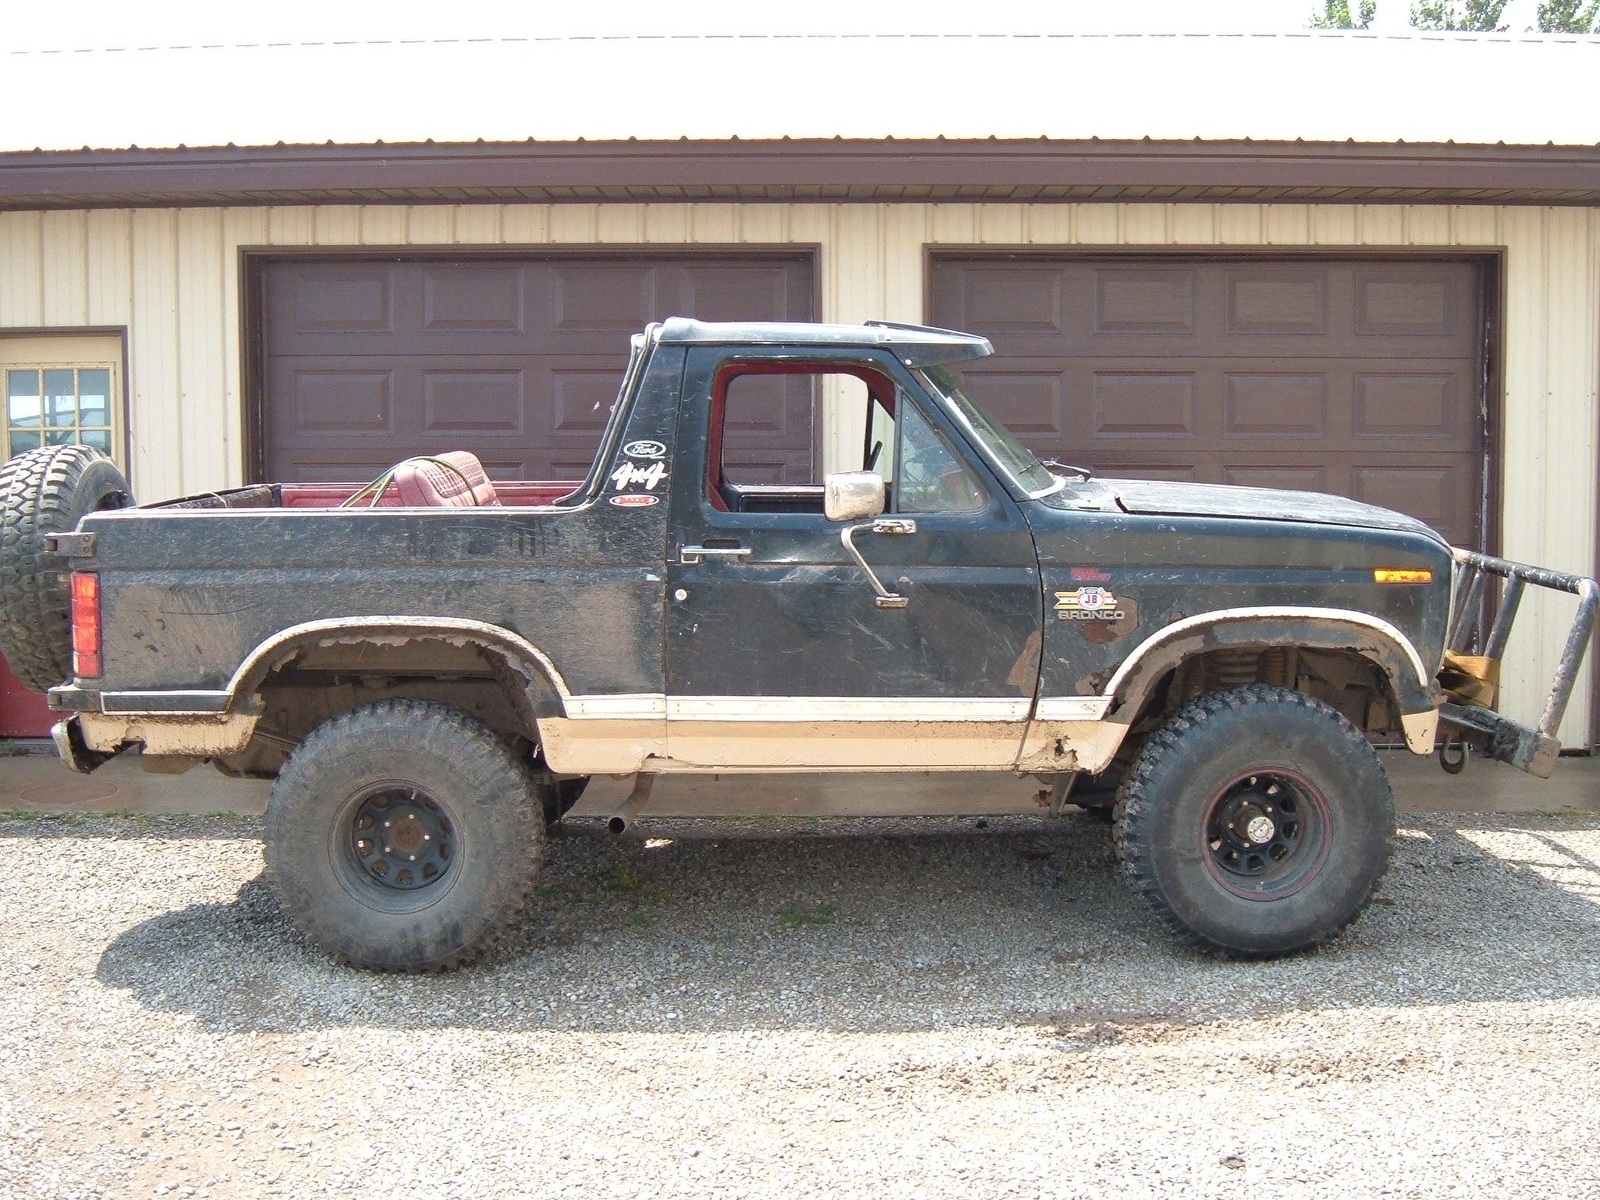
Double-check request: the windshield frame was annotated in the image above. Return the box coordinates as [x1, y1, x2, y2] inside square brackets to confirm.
[914, 365, 1065, 500]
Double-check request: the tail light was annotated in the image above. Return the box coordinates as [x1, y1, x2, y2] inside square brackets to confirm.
[70, 571, 102, 679]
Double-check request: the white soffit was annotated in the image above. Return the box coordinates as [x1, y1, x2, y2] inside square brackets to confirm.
[2, 33, 1597, 153]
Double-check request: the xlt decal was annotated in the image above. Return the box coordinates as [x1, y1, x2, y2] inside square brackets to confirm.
[1055, 586, 1126, 622]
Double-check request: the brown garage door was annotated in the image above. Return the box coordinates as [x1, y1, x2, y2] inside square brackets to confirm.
[930, 255, 1487, 547]
[260, 253, 816, 483]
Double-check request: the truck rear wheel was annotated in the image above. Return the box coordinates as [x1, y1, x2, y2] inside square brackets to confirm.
[264, 699, 544, 971]
[1113, 684, 1393, 957]
[0, 443, 134, 691]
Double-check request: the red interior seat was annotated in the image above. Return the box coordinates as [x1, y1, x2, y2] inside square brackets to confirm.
[392, 451, 501, 507]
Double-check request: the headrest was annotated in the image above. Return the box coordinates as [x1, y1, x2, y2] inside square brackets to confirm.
[392, 451, 501, 508]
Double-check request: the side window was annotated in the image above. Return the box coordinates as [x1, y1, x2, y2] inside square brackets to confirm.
[893, 399, 986, 514]
[709, 362, 983, 516]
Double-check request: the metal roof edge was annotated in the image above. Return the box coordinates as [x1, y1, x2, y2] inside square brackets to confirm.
[3, 138, 1599, 211]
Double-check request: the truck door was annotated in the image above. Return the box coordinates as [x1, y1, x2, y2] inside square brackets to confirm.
[662, 346, 1042, 769]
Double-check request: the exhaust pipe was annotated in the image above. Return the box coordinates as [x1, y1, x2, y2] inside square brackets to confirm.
[608, 774, 656, 834]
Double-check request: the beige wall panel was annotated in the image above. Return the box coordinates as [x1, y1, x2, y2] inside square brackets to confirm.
[1447, 206, 1499, 247]
[881, 207, 926, 324]
[1074, 205, 1119, 244]
[1216, 205, 1265, 244]
[546, 205, 597, 244]
[1024, 205, 1074, 244]
[977, 206, 1026, 245]
[689, 205, 739, 244]
[1357, 206, 1406, 244]
[84, 211, 133, 329]
[0, 212, 43, 328]
[1309, 206, 1359, 244]
[313, 207, 361, 245]
[266, 208, 315, 245]
[640, 205, 691, 245]
[175, 209, 229, 495]
[1118, 205, 1167, 245]
[454, 205, 502, 244]
[785, 205, 832, 250]
[128, 210, 182, 497]
[929, 204, 979, 246]
[502, 205, 551, 245]
[593, 205, 644, 243]
[41, 212, 87, 327]
[1403, 207, 1452, 245]
[359, 206, 408, 246]
[406, 206, 454, 245]
[1264, 205, 1311, 244]
[736, 206, 789, 245]
[1170, 205, 1220, 244]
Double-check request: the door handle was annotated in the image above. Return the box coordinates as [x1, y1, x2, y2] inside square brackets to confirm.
[679, 545, 755, 566]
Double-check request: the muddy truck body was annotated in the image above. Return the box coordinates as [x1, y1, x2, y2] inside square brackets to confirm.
[4, 318, 1593, 969]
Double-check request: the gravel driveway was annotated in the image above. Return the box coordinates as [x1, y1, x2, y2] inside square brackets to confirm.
[2, 808, 1599, 1198]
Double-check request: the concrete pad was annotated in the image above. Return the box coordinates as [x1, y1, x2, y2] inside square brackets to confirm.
[2, 745, 1597, 819]
[0, 751, 268, 816]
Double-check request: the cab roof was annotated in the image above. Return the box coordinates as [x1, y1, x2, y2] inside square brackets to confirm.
[655, 317, 993, 367]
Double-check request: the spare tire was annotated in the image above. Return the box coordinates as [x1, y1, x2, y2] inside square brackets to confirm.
[0, 444, 134, 692]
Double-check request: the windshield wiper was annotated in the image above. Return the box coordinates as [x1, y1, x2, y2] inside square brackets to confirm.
[1041, 458, 1094, 482]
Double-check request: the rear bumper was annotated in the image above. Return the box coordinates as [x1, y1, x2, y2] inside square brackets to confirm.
[1438, 549, 1599, 778]
[50, 716, 108, 775]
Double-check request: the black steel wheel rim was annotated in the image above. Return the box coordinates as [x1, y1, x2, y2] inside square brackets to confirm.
[340, 783, 458, 897]
[1202, 769, 1331, 900]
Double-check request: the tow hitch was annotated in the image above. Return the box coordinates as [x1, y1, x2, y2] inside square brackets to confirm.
[1437, 550, 1600, 778]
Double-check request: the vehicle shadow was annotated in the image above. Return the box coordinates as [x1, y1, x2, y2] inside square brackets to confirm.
[91, 812, 1600, 1035]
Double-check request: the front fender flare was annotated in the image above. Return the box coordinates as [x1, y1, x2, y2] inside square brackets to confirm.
[1103, 606, 1436, 738]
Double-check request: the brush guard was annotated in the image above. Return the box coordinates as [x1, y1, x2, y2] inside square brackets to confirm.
[1438, 549, 1600, 778]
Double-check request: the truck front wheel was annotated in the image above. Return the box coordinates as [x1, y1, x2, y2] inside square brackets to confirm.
[1113, 684, 1394, 957]
[264, 699, 544, 971]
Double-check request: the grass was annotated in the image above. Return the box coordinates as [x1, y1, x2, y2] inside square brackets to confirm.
[776, 903, 839, 929]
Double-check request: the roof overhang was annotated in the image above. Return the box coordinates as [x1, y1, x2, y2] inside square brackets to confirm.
[4, 138, 1600, 211]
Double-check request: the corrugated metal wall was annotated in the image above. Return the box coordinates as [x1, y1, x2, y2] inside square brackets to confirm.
[1, 201, 1596, 738]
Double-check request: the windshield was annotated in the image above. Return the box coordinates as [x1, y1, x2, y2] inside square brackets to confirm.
[916, 365, 1062, 498]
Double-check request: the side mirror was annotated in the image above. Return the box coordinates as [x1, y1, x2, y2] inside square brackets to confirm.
[824, 471, 886, 522]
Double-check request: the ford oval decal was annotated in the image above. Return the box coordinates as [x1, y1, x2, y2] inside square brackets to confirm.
[623, 439, 666, 459]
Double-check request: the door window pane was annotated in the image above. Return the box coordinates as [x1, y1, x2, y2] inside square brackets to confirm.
[5, 365, 117, 462]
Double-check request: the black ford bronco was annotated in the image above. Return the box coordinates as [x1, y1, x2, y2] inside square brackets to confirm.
[2, 318, 1594, 971]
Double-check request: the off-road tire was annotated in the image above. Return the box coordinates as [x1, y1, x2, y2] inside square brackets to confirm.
[264, 699, 544, 972]
[0, 444, 134, 691]
[1113, 684, 1394, 958]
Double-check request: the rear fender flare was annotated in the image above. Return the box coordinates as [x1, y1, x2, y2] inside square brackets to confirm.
[228, 617, 573, 728]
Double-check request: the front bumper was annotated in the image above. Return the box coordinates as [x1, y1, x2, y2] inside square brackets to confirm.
[1437, 550, 1599, 778]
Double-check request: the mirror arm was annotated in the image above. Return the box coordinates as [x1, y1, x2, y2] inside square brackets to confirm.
[840, 518, 917, 609]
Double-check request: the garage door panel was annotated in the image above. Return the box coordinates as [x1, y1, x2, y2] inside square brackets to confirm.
[1091, 372, 1197, 438]
[1352, 372, 1461, 441]
[931, 254, 1486, 546]
[266, 264, 396, 349]
[548, 263, 660, 340]
[262, 254, 815, 484]
[1353, 265, 1470, 338]
[1094, 268, 1198, 334]
[281, 367, 395, 435]
[1224, 267, 1329, 336]
[1223, 373, 1328, 438]
[421, 368, 527, 434]
[421, 264, 527, 334]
